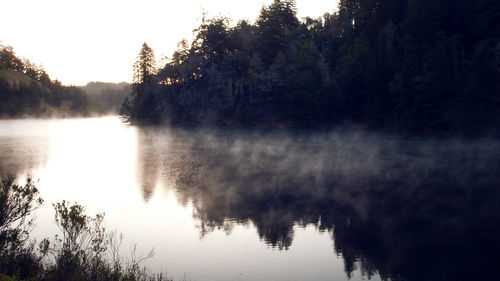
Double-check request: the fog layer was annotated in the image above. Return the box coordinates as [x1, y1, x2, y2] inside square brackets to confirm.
[135, 128, 500, 280]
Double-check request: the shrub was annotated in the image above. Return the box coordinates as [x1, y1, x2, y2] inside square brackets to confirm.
[0, 175, 43, 279]
[0, 176, 170, 281]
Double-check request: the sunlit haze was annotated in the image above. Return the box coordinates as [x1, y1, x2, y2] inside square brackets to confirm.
[0, 0, 338, 86]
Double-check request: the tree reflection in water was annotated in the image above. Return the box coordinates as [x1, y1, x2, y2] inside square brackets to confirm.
[136, 128, 500, 281]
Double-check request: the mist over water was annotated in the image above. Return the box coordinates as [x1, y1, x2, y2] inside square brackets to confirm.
[1, 117, 499, 281]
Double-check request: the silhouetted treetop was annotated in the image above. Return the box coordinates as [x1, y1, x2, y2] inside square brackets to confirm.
[133, 42, 157, 85]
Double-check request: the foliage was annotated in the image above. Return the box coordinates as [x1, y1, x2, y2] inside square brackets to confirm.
[121, 43, 160, 124]
[0, 45, 90, 118]
[0, 176, 44, 279]
[0, 176, 170, 281]
[133, 43, 157, 86]
[40, 201, 160, 281]
[120, 0, 499, 135]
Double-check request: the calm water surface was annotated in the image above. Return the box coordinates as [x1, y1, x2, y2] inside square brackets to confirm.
[0, 117, 499, 281]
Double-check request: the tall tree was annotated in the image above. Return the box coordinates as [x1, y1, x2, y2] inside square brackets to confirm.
[0, 45, 25, 72]
[133, 42, 156, 86]
[257, 0, 299, 65]
[124, 43, 158, 124]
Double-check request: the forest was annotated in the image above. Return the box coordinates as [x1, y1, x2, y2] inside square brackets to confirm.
[0, 45, 132, 117]
[0, 45, 90, 117]
[122, 0, 499, 135]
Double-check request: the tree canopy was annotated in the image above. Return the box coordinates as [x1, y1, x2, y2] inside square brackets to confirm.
[133, 42, 156, 85]
[0, 44, 90, 117]
[121, 0, 500, 135]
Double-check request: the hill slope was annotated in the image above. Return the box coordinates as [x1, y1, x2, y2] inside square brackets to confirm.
[80, 82, 130, 114]
[0, 45, 90, 117]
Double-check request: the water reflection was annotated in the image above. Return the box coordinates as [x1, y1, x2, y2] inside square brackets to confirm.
[135, 127, 500, 281]
[0, 119, 51, 176]
[1, 118, 499, 281]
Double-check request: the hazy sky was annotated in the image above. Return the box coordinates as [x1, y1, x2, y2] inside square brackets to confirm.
[0, 0, 338, 86]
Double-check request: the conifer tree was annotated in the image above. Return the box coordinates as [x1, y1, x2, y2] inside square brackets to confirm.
[133, 42, 156, 86]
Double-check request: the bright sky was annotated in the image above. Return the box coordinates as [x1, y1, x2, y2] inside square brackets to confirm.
[0, 0, 338, 86]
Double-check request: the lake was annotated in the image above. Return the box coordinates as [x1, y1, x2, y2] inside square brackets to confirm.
[0, 117, 499, 281]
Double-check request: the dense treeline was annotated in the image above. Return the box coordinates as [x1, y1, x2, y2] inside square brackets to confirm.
[122, 0, 499, 135]
[0, 44, 89, 117]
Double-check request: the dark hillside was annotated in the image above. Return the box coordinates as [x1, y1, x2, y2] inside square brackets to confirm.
[0, 45, 89, 117]
[80, 82, 131, 114]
